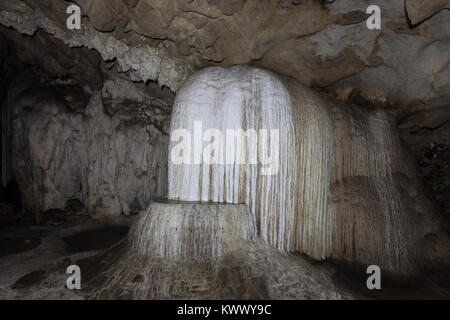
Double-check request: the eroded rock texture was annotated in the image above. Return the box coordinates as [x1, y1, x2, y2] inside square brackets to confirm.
[1, 1, 448, 215]
[329, 104, 441, 274]
[399, 106, 450, 217]
[4, 75, 171, 217]
[0, 0, 448, 107]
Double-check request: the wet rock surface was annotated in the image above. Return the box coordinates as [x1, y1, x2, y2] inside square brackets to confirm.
[11, 270, 47, 289]
[167, 66, 450, 276]
[0, 237, 41, 258]
[84, 202, 355, 299]
[84, 203, 450, 299]
[399, 106, 450, 217]
[0, 1, 448, 221]
[63, 226, 129, 254]
[0, 204, 447, 299]
[0, 215, 131, 299]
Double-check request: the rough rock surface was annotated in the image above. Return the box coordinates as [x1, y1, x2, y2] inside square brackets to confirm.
[0, 215, 131, 299]
[406, 0, 450, 26]
[6, 75, 171, 217]
[0, 0, 448, 108]
[1, 1, 448, 215]
[329, 103, 444, 274]
[399, 106, 450, 217]
[130, 202, 256, 261]
[0, 26, 103, 91]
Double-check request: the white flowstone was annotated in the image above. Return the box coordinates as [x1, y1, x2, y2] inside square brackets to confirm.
[86, 202, 355, 300]
[168, 66, 333, 259]
[329, 104, 438, 274]
[167, 66, 444, 275]
[130, 202, 256, 262]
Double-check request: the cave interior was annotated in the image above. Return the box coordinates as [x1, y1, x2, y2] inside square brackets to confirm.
[0, 0, 449, 300]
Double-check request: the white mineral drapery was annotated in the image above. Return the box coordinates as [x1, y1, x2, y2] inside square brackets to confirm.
[168, 66, 333, 259]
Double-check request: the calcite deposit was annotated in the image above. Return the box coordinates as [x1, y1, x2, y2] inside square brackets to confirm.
[0, 0, 449, 300]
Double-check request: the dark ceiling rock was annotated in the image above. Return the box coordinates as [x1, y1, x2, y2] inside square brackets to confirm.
[0, 26, 103, 90]
[406, 0, 450, 26]
[399, 106, 450, 217]
[77, 0, 128, 32]
[0, 0, 448, 108]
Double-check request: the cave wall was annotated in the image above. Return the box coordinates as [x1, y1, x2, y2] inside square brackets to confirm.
[0, 0, 448, 277]
[1, 0, 448, 108]
[399, 107, 450, 218]
[4, 75, 171, 217]
[0, 1, 448, 220]
[329, 103, 442, 273]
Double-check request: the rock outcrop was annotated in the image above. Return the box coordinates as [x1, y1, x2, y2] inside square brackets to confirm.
[329, 103, 441, 274]
[0, 0, 448, 108]
[85, 202, 355, 299]
[0, 0, 448, 285]
[399, 106, 450, 218]
[167, 66, 448, 275]
[6, 76, 171, 217]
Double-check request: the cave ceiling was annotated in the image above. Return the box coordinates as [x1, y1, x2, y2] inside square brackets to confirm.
[0, 0, 448, 114]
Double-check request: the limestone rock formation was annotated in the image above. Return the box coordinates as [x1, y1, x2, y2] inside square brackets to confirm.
[405, 0, 450, 26]
[167, 66, 448, 275]
[130, 202, 256, 262]
[85, 202, 354, 299]
[168, 66, 332, 259]
[0, 0, 448, 107]
[399, 106, 450, 217]
[0, 0, 448, 296]
[6, 76, 170, 217]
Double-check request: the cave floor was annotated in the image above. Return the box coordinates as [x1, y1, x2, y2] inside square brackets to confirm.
[0, 213, 448, 300]
[0, 214, 131, 299]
